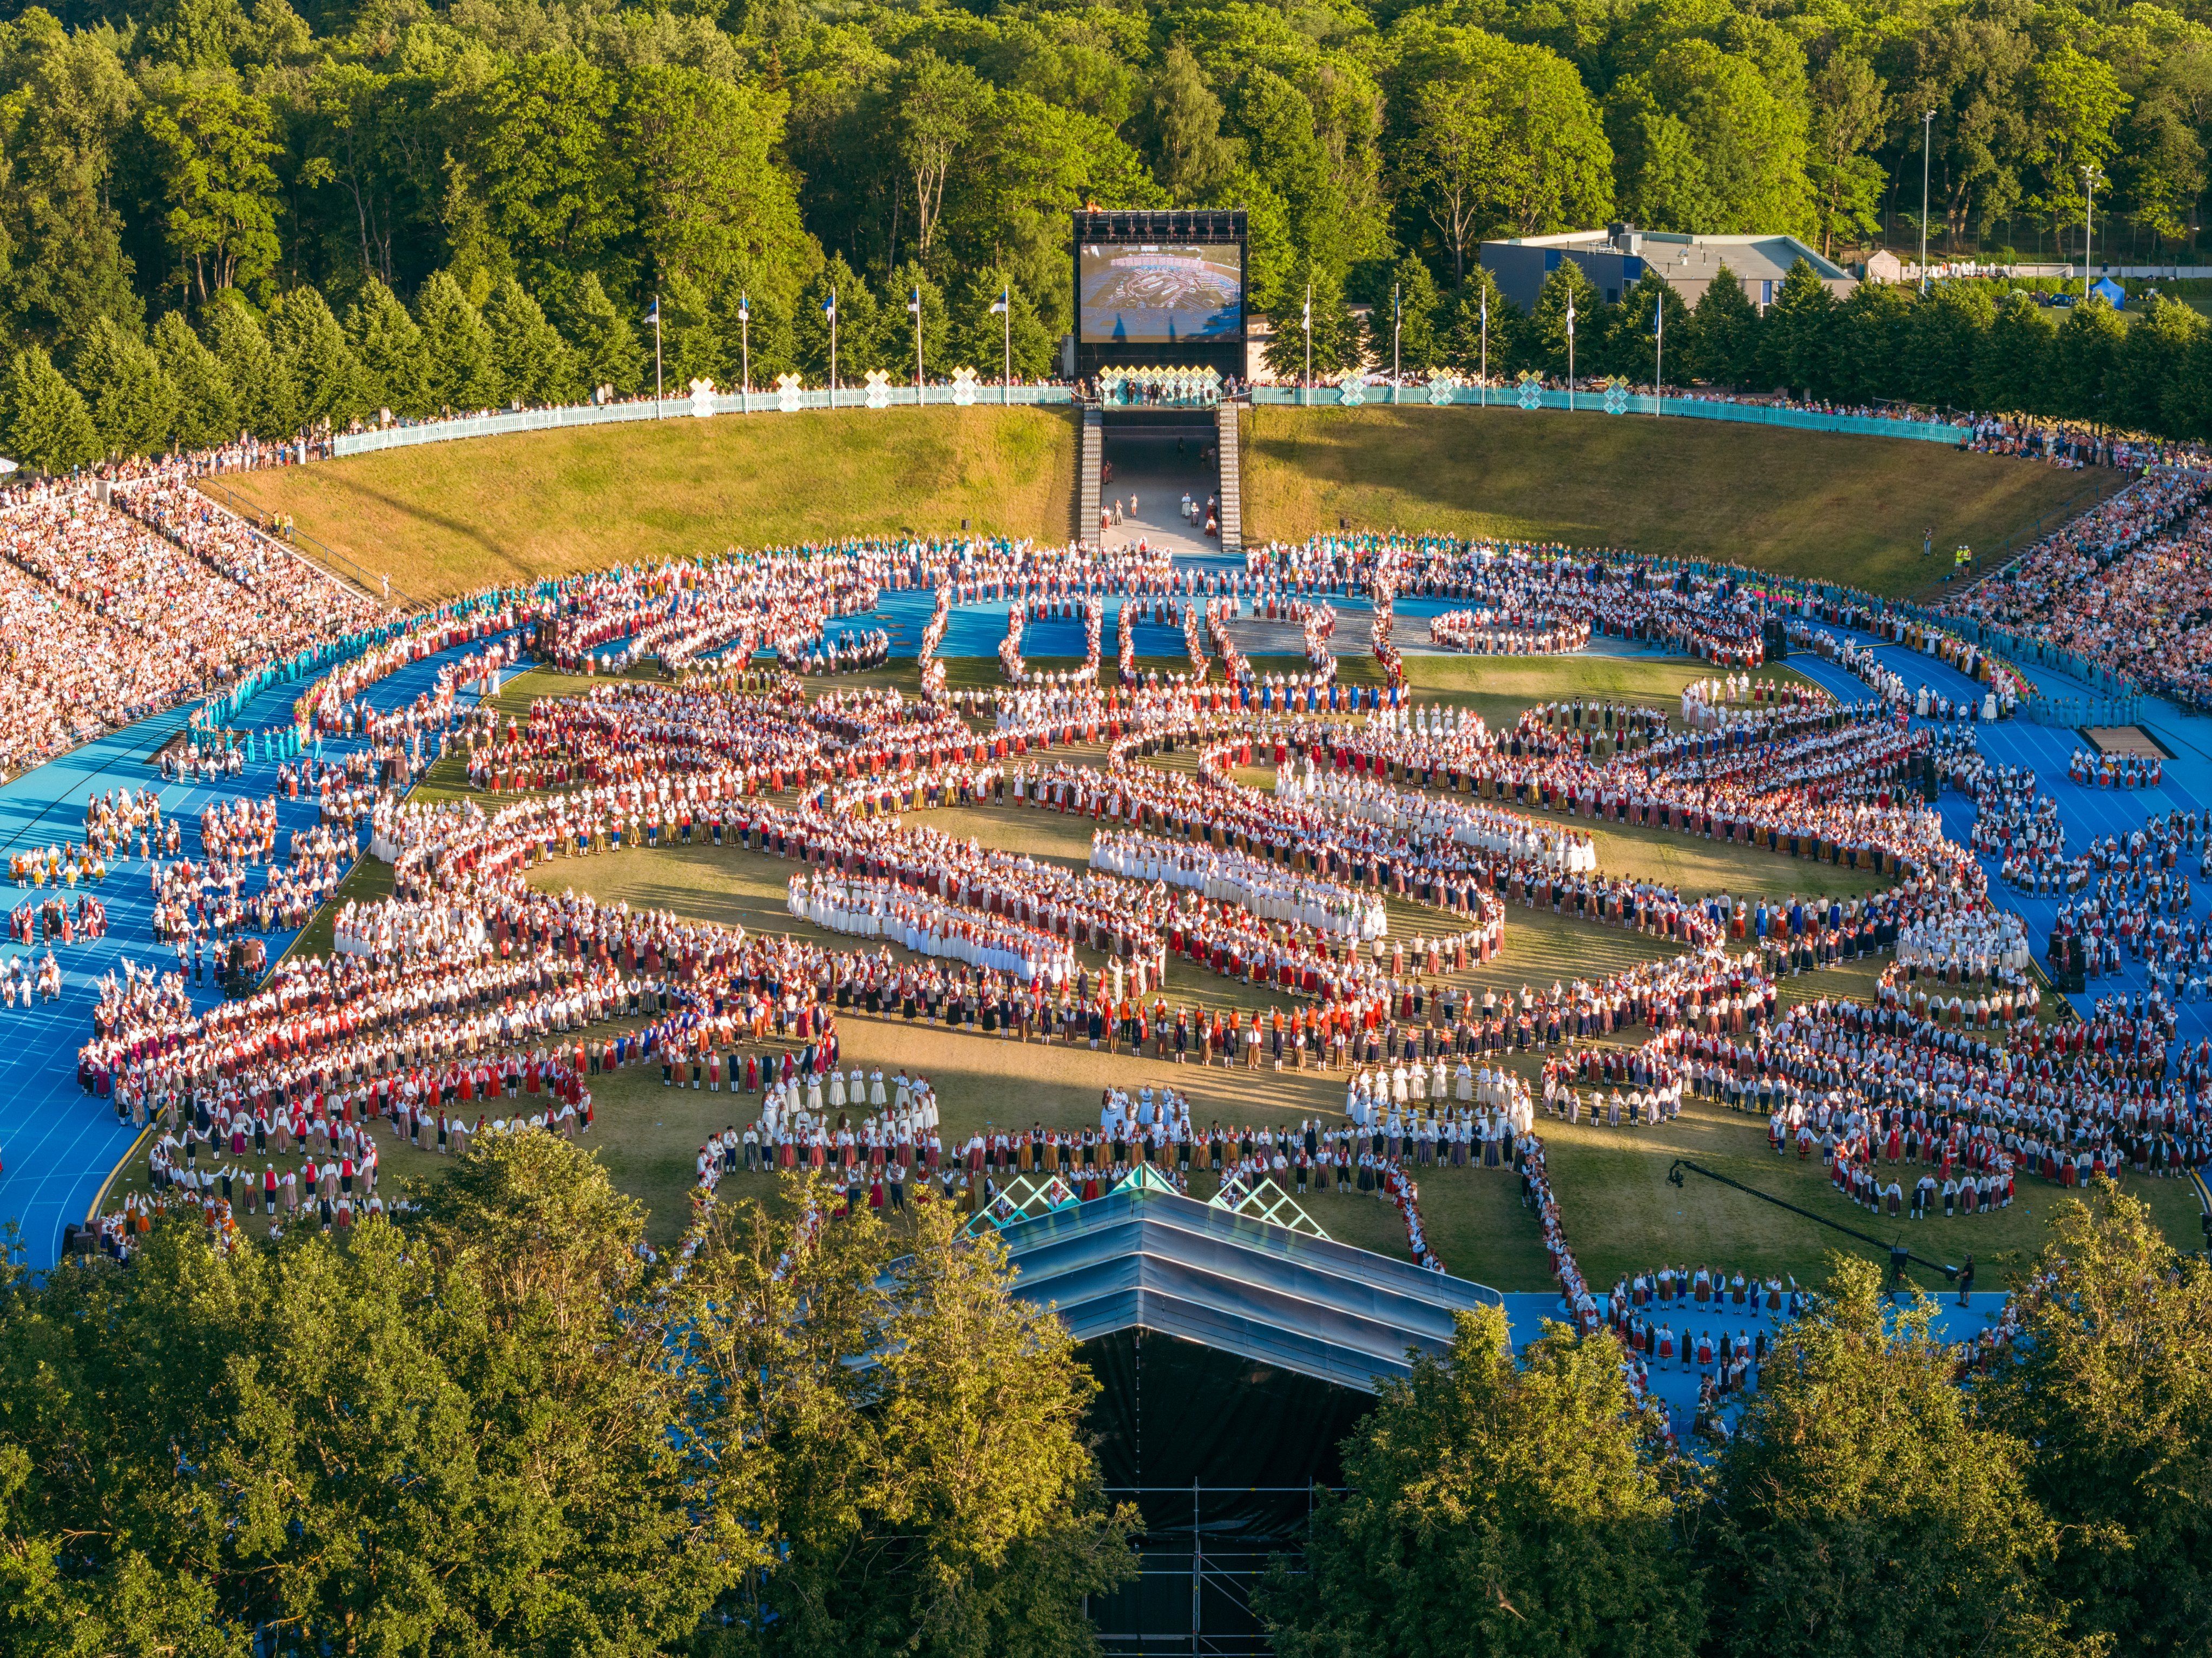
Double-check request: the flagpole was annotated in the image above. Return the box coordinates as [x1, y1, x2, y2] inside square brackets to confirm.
[912, 288, 924, 405]
[1479, 290, 1487, 408]
[653, 294, 663, 419]
[1302, 282, 1312, 406]
[1001, 288, 1011, 405]
[740, 294, 751, 414]
[1565, 292, 1575, 413]
[829, 290, 838, 411]
[1654, 292, 1663, 417]
[1392, 282, 1401, 405]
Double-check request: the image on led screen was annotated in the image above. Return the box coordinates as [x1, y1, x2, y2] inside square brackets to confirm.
[1079, 243, 1242, 342]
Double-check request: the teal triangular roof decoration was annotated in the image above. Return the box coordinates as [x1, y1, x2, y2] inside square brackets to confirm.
[1207, 1173, 1328, 1239]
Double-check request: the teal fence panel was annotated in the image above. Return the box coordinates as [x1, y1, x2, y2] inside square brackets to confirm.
[1248, 386, 1967, 444]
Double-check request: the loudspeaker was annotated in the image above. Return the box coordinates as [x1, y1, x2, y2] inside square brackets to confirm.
[1763, 618, 1789, 660]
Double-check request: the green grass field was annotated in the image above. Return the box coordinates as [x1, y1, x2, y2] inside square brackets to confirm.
[1241, 405, 2105, 597]
[213, 407, 1079, 604]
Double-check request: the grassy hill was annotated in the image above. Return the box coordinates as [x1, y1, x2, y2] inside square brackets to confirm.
[214, 406, 1080, 604]
[1242, 405, 2107, 597]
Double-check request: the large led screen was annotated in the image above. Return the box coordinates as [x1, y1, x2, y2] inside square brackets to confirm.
[1078, 242, 1242, 342]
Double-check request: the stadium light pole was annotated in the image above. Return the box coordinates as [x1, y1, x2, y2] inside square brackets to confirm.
[992, 286, 1011, 405]
[1565, 290, 1575, 412]
[2082, 164, 2100, 301]
[909, 286, 924, 405]
[1919, 108, 1934, 295]
[1391, 282, 1401, 405]
[1302, 282, 1312, 406]
[738, 293, 751, 413]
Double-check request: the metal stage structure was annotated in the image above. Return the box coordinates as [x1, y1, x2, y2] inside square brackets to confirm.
[995, 1182, 1502, 1654]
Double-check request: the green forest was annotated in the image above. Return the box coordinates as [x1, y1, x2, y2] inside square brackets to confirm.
[4, 1142, 2208, 1658]
[3, 0, 2212, 467]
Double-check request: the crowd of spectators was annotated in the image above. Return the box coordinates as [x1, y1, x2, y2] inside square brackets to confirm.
[1944, 470, 2212, 704]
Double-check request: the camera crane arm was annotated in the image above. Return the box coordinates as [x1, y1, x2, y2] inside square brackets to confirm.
[1665, 1158, 1959, 1280]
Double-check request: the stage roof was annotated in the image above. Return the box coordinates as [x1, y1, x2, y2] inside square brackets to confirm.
[995, 1186, 1503, 1393]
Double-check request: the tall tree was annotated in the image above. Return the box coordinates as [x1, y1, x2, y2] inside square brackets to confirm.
[0, 16, 142, 351]
[1704, 1258, 2077, 1658]
[139, 76, 283, 303]
[795, 253, 884, 382]
[551, 271, 646, 398]
[1830, 277, 1912, 403]
[621, 63, 809, 298]
[882, 260, 951, 385]
[2110, 293, 2208, 438]
[473, 52, 628, 292]
[658, 271, 725, 392]
[1378, 253, 1447, 375]
[70, 315, 178, 458]
[1529, 255, 1603, 382]
[2051, 295, 2127, 420]
[412, 268, 501, 412]
[670, 1186, 1133, 1656]
[951, 266, 1056, 382]
[1691, 263, 1762, 388]
[266, 285, 376, 429]
[864, 1205, 1136, 1655]
[1386, 23, 1612, 286]
[2027, 45, 2130, 249]
[2, 345, 101, 472]
[150, 307, 236, 446]
[1260, 1306, 1701, 1658]
[1899, 281, 1996, 408]
[1806, 52, 1888, 255]
[1437, 266, 1515, 380]
[481, 275, 578, 406]
[200, 290, 298, 439]
[1135, 43, 1238, 204]
[1261, 260, 1362, 380]
[1761, 261, 1831, 400]
[1985, 1181, 2212, 1657]
[896, 50, 991, 263]
[1977, 290, 2059, 415]
[1605, 267, 1693, 388]
[1608, 39, 1813, 235]
[345, 278, 432, 418]
[0, 1135, 742, 1655]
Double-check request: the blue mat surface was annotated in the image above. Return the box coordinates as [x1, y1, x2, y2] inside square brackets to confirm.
[0, 638, 520, 1268]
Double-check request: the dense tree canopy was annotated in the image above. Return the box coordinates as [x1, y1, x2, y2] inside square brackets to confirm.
[0, 1144, 1132, 1658]
[0, 0, 2204, 363]
[0, 0, 2204, 455]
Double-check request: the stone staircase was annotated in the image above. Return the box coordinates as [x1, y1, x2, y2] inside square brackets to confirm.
[1079, 406, 1103, 545]
[1214, 401, 1243, 555]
